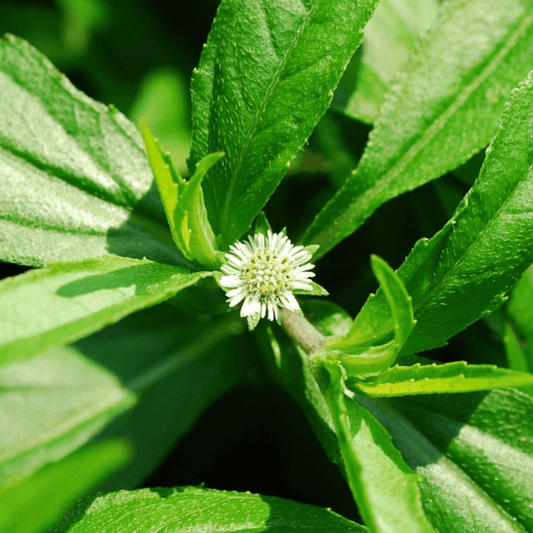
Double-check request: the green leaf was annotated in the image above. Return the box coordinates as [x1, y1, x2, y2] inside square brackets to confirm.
[318, 256, 415, 378]
[0, 441, 131, 533]
[506, 264, 533, 372]
[347, 70, 533, 355]
[338, 0, 439, 123]
[363, 389, 533, 532]
[316, 362, 436, 533]
[188, 0, 380, 246]
[303, 0, 533, 258]
[261, 320, 436, 533]
[141, 123, 222, 269]
[0, 255, 212, 365]
[0, 34, 180, 267]
[75, 305, 249, 491]
[348, 361, 533, 397]
[49, 486, 367, 533]
[0, 346, 134, 489]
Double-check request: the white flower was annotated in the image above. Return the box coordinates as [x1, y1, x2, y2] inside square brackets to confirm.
[219, 230, 316, 328]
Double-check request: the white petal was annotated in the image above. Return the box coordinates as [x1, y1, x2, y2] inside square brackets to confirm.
[279, 291, 300, 312]
[219, 275, 243, 288]
[291, 282, 313, 291]
[221, 264, 240, 275]
[227, 286, 247, 299]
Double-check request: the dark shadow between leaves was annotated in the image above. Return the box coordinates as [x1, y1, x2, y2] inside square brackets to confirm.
[355, 392, 487, 470]
[56, 263, 180, 298]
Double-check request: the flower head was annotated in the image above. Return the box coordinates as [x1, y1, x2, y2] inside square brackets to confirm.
[219, 230, 316, 329]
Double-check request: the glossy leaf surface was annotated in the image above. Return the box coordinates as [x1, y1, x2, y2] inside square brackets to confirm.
[0, 346, 134, 488]
[188, 0, 379, 246]
[0, 441, 131, 533]
[348, 361, 533, 397]
[49, 486, 367, 532]
[0, 255, 211, 365]
[0, 35, 179, 267]
[349, 71, 533, 355]
[303, 0, 533, 258]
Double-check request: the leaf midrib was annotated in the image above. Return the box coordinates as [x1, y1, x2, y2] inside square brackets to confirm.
[218, 0, 323, 238]
[309, 10, 533, 253]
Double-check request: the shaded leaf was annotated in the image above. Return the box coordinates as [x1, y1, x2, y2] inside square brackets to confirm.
[303, 0, 533, 258]
[77, 305, 248, 491]
[0, 346, 134, 488]
[0, 441, 131, 533]
[188, 0, 380, 246]
[361, 389, 533, 532]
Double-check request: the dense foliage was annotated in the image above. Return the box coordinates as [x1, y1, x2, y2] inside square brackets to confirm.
[1, 0, 533, 532]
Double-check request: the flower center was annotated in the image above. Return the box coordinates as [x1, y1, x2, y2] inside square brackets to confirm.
[241, 249, 291, 297]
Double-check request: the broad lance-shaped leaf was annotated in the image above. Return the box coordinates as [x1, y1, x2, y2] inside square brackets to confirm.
[0, 35, 180, 268]
[347, 361, 533, 397]
[188, 0, 380, 247]
[303, 0, 533, 258]
[348, 70, 533, 356]
[0, 345, 135, 489]
[0, 255, 212, 366]
[336, 0, 439, 123]
[0, 441, 131, 533]
[360, 389, 533, 533]
[141, 123, 222, 269]
[262, 309, 437, 533]
[49, 487, 367, 533]
[316, 255, 415, 378]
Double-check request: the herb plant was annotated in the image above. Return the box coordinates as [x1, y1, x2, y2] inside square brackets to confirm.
[2, 0, 533, 532]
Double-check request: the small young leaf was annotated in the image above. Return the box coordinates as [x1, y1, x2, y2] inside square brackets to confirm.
[318, 255, 415, 377]
[303, 0, 533, 258]
[338, 0, 439, 123]
[49, 486, 367, 533]
[0, 35, 180, 267]
[346, 71, 533, 355]
[141, 123, 222, 269]
[0, 441, 131, 533]
[188, 0, 380, 247]
[0, 346, 134, 489]
[347, 361, 533, 397]
[0, 255, 212, 366]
